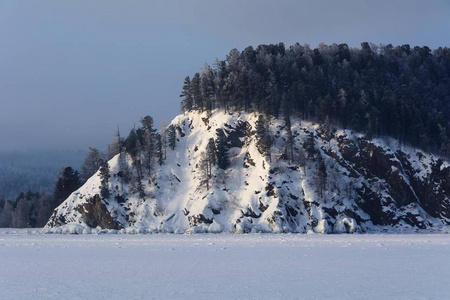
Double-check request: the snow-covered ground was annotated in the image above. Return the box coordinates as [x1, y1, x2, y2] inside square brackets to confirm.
[1, 230, 450, 299]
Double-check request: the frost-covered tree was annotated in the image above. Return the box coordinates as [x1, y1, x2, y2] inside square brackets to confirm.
[107, 126, 123, 160]
[160, 121, 168, 160]
[198, 139, 217, 191]
[198, 138, 218, 191]
[117, 152, 131, 185]
[198, 151, 212, 191]
[9, 192, 54, 228]
[0, 197, 13, 228]
[80, 147, 104, 182]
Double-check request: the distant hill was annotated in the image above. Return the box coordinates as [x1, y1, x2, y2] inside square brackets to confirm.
[0, 149, 86, 200]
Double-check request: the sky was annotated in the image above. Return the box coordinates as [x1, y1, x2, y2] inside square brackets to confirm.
[1, 0, 449, 152]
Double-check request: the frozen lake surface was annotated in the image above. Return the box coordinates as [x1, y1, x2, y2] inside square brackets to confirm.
[1, 229, 450, 299]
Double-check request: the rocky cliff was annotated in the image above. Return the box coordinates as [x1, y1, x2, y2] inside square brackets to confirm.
[45, 110, 450, 233]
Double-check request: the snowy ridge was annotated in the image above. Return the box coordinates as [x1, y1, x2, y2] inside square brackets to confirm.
[45, 110, 450, 233]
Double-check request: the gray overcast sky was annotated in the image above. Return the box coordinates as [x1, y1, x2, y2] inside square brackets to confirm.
[1, 0, 449, 151]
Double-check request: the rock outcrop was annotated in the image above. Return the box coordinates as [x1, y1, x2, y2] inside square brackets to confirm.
[45, 110, 450, 233]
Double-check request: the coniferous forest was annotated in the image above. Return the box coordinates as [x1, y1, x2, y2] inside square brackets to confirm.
[179, 43, 450, 156]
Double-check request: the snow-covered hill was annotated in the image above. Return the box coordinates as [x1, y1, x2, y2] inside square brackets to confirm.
[45, 110, 450, 233]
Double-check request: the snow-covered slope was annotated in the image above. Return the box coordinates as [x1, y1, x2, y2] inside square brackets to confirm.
[45, 110, 450, 233]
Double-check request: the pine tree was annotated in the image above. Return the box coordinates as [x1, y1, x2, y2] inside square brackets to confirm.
[177, 42, 450, 156]
[206, 138, 217, 166]
[215, 129, 230, 169]
[54, 167, 81, 205]
[201, 63, 215, 114]
[125, 129, 140, 158]
[132, 159, 145, 199]
[255, 114, 272, 160]
[439, 124, 449, 157]
[284, 112, 294, 163]
[155, 133, 164, 166]
[338, 88, 348, 127]
[99, 160, 111, 199]
[167, 124, 176, 151]
[191, 73, 203, 111]
[140, 115, 157, 177]
[180, 76, 193, 111]
[322, 115, 332, 150]
[213, 58, 227, 111]
[304, 133, 316, 159]
[317, 159, 327, 198]
[297, 147, 307, 176]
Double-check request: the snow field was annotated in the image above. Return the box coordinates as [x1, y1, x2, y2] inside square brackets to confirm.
[1, 230, 450, 299]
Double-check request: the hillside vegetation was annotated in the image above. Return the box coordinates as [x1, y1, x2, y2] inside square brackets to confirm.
[180, 43, 450, 156]
[46, 110, 450, 233]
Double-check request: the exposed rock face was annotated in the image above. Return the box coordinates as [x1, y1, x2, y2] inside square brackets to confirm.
[47, 194, 121, 230]
[45, 111, 450, 233]
[77, 195, 121, 229]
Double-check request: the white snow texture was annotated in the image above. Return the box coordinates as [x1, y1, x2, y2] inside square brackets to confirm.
[1, 230, 450, 300]
[45, 110, 450, 233]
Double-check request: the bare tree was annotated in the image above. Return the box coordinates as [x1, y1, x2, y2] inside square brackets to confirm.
[80, 147, 104, 182]
[160, 121, 168, 159]
[168, 124, 176, 151]
[198, 151, 212, 191]
[141, 115, 157, 177]
[198, 140, 217, 191]
[107, 125, 122, 160]
[316, 159, 327, 199]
